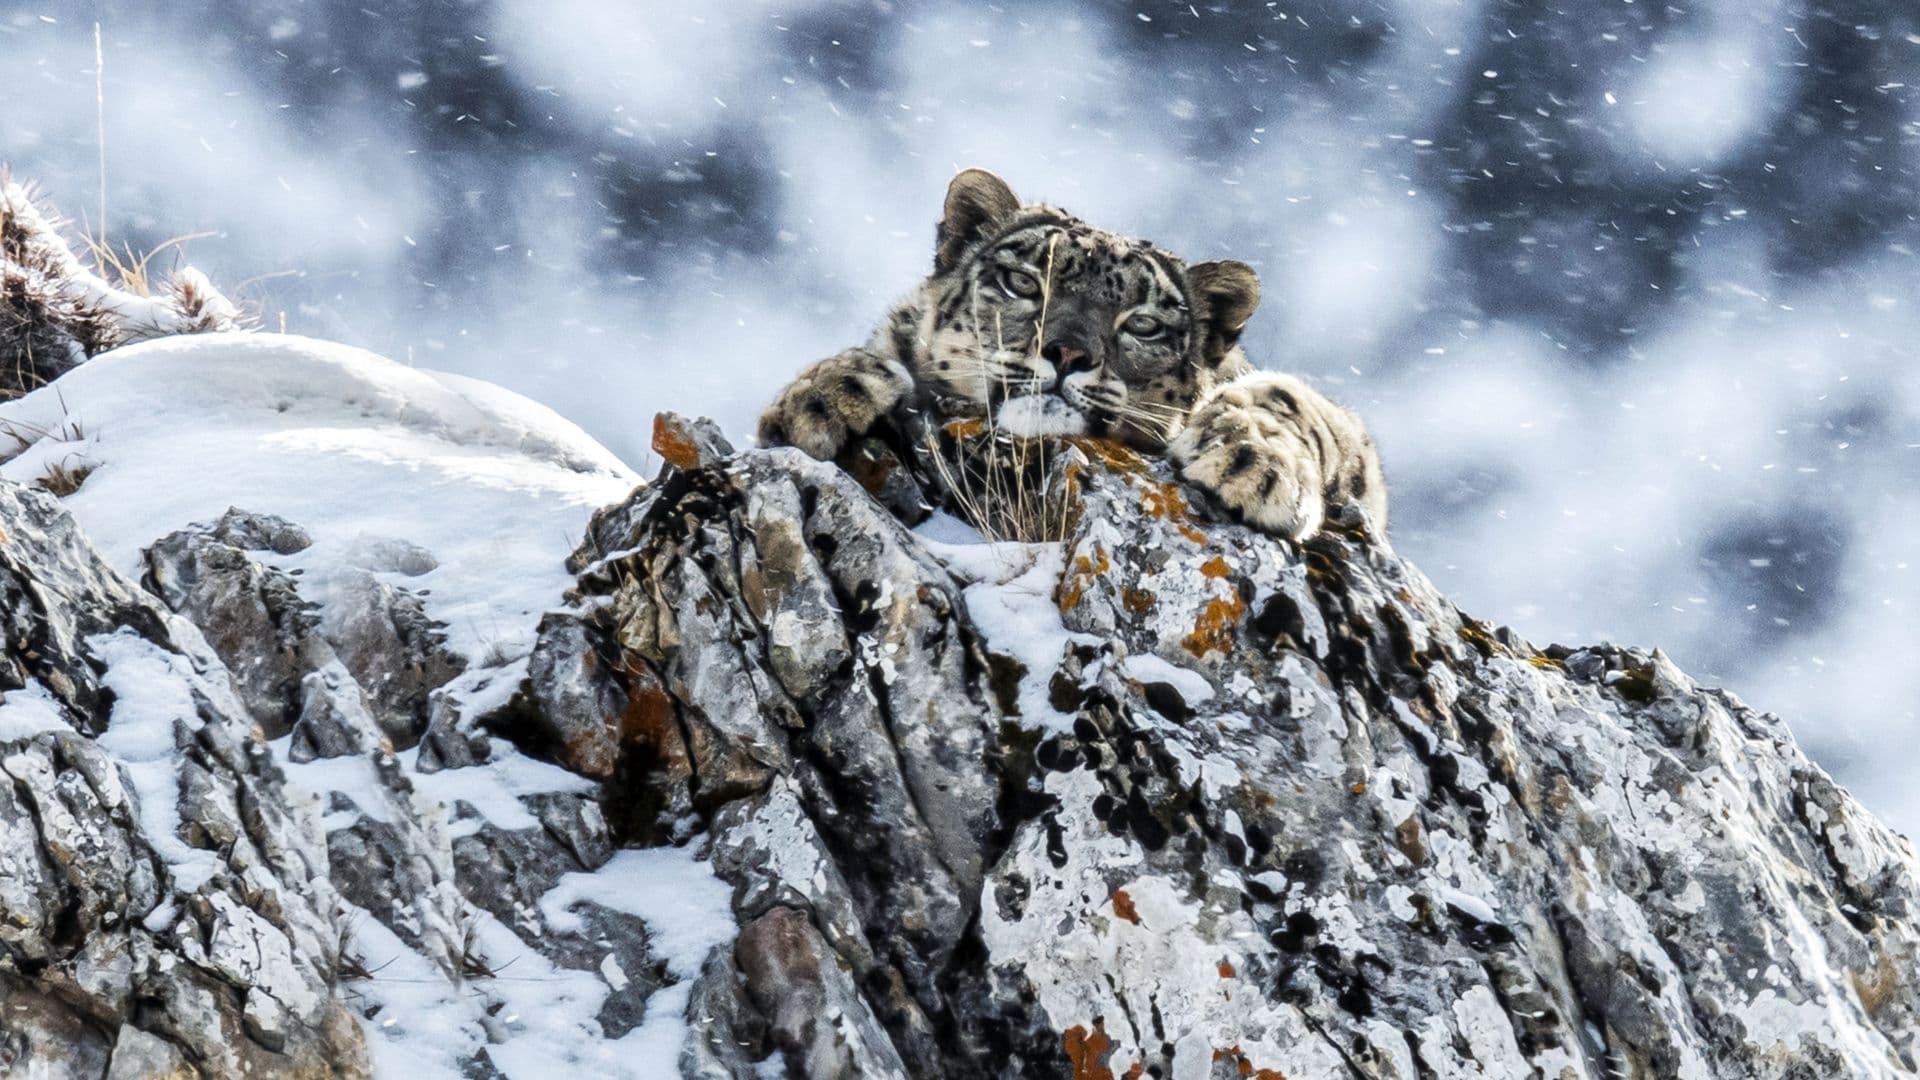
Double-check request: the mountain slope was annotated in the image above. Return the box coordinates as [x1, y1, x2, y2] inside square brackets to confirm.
[0, 193, 1916, 1077]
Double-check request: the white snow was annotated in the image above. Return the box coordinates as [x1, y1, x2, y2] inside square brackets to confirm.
[0, 333, 638, 667]
[538, 845, 736, 979]
[342, 902, 670, 1080]
[915, 515, 1093, 730]
[400, 741, 599, 836]
[89, 629, 222, 896]
[316, 814, 733, 1080]
[0, 681, 70, 741]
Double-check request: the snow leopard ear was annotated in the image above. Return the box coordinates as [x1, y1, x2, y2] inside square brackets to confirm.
[936, 169, 1022, 274]
[1187, 260, 1261, 364]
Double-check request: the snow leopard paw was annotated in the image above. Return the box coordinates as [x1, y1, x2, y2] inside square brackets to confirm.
[1170, 391, 1325, 540]
[757, 348, 913, 461]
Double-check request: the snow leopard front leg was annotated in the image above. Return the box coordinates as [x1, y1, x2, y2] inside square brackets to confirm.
[1168, 372, 1388, 543]
[756, 346, 914, 461]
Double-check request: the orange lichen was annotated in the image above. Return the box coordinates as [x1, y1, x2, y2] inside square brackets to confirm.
[1064, 435, 1148, 474]
[1063, 1023, 1116, 1080]
[1182, 593, 1247, 658]
[1136, 481, 1209, 543]
[1217, 960, 1236, 979]
[943, 417, 987, 439]
[651, 414, 702, 471]
[1110, 889, 1140, 925]
[1121, 587, 1157, 615]
[1139, 482, 1185, 522]
[1199, 556, 1232, 579]
[1058, 545, 1111, 613]
[1214, 1047, 1287, 1080]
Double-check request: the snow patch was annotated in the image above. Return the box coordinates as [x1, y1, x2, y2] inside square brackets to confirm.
[538, 845, 736, 979]
[0, 681, 70, 741]
[0, 334, 637, 668]
[88, 630, 221, 894]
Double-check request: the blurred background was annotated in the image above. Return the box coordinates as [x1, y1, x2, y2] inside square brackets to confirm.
[6, 1, 1919, 829]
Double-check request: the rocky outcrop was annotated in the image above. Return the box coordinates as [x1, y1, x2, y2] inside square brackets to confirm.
[0, 484, 364, 1077]
[558, 416, 1920, 1079]
[3, 189, 1919, 1080]
[3, 385, 1919, 1076]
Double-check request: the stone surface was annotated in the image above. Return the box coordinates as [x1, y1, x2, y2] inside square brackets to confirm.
[0, 483, 367, 1077]
[568, 415, 1920, 1078]
[3, 377, 1918, 1076]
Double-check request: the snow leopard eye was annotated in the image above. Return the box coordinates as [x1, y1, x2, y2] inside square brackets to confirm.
[1000, 268, 1042, 299]
[1122, 313, 1165, 339]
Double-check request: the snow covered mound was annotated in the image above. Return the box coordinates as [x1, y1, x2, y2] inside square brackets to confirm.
[0, 332, 637, 665]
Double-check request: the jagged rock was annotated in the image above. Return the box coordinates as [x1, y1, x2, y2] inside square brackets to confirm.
[558, 413, 1920, 1078]
[120, 502, 702, 1074]
[734, 906, 909, 1078]
[0, 483, 367, 1076]
[323, 568, 466, 747]
[5, 279, 1920, 1076]
[144, 510, 331, 738]
[522, 609, 627, 779]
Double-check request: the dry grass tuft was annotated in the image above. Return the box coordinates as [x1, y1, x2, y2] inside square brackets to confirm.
[34, 458, 93, 497]
[0, 176, 253, 402]
[922, 425, 1083, 544]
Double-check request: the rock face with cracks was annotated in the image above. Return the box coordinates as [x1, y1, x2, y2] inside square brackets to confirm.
[0, 484, 366, 1077]
[1, 387, 1919, 1077]
[570, 416, 1920, 1079]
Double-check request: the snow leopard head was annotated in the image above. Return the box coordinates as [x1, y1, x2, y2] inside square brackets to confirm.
[910, 169, 1260, 449]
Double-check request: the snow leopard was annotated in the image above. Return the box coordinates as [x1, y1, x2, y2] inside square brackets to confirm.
[756, 169, 1387, 542]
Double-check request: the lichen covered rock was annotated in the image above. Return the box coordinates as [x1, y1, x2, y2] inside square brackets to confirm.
[3, 388, 1918, 1077]
[559, 415, 1920, 1079]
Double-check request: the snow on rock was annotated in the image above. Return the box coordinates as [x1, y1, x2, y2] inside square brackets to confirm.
[560, 416, 1920, 1078]
[0, 291, 733, 1076]
[3, 259, 1919, 1075]
[0, 332, 637, 666]
[0, 481, 367, 1076]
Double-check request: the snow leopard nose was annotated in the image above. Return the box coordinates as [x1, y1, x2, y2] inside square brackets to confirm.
[1042, 340, 1095, 376]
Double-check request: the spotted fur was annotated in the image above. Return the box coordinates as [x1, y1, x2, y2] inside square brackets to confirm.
[757, 169, 1388, 542]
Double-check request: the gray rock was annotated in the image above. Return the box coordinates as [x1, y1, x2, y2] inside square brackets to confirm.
[323, 568, 466, 747]
[7, 372, 1920, 1078]
[143, 513, 332, 737]
[0, 483, 368, 1076]
[556, 414, 1920, 1078]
